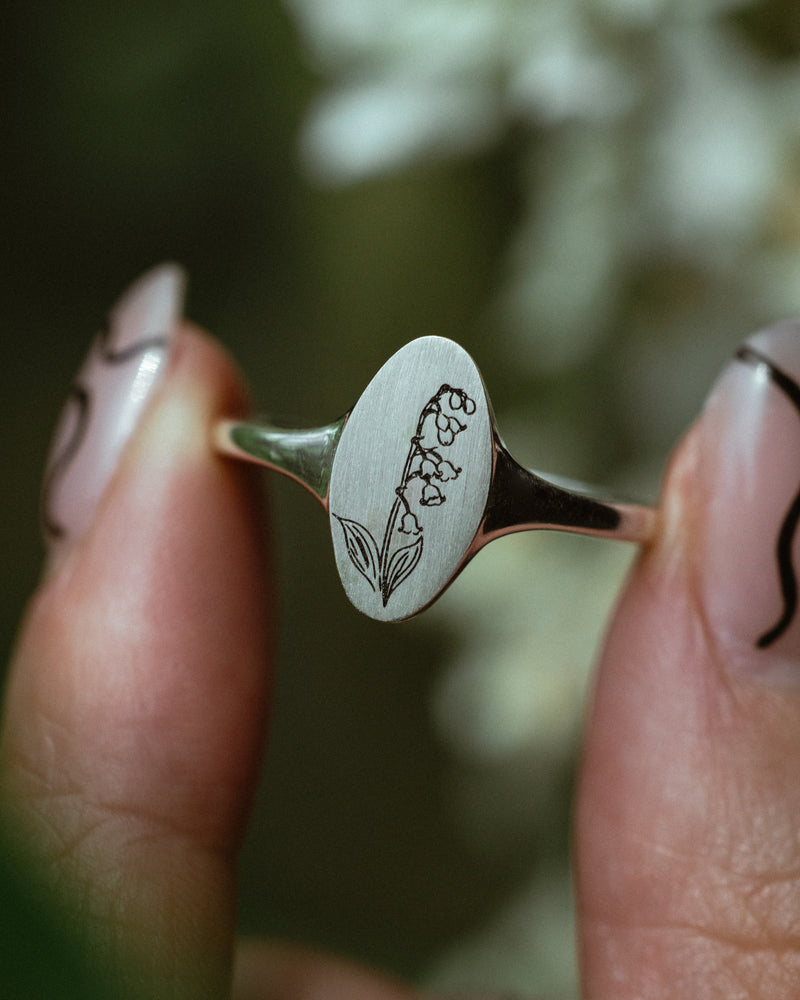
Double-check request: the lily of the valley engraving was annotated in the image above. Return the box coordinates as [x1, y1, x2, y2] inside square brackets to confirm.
[333, 384, 476, 606]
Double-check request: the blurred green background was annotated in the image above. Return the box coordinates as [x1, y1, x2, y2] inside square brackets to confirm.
[4, 1, 800, 996]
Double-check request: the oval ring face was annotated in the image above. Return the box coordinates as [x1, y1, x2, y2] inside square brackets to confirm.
[329, 336, 493, 621]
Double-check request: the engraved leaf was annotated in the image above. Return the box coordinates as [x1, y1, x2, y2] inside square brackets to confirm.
[382, 536, 424, 606]
[334, 515, 380, 592]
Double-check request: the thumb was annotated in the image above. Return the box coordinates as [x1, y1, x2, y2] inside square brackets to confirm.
[577, 323, 800, 998]
[1, 266, 273, 998]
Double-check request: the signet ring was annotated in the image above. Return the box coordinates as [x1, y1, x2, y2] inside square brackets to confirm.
[214, 337, 657, 622]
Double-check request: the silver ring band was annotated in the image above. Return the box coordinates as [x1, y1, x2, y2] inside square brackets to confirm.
[214, 337, 657, 621]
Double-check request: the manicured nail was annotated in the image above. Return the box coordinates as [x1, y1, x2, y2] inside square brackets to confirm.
[696, 321, 800, 663]
[41, 263, 185, 550]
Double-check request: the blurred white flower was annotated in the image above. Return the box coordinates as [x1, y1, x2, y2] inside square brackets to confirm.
[284, 0, 800, 372]
[300, 79, 499, 180]
[430, 531, 633, 764]
[645, 25, 784, 260]
[286, 0, 642, 180]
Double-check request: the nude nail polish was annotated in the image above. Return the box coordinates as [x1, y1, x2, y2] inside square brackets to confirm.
[41, 263, 185, 549]
[696, 321, 800, 665]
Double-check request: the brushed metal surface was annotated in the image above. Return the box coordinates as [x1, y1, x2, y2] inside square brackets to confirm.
[328, 337, 493, 621]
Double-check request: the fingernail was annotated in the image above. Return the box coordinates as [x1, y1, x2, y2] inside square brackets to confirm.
[41, 263, 185, 551]
[696, 321, 800, 665]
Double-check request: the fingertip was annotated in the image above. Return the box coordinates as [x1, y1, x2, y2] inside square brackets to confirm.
[2, 311, 273, 997]
[172, 321, 255, 435]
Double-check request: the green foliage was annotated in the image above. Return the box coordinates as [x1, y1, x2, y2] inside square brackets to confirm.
[0, 828, 117, 1000]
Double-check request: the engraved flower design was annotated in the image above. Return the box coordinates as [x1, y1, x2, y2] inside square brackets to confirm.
[420, 481, 444, 506]
[435, 410, 465, 447]
[420, 457, 437, 478]
[333, 382, 476, 606]
[399, 510, 422, 535]
[436, 459, 459, 482]
[449, 390, 476, 414]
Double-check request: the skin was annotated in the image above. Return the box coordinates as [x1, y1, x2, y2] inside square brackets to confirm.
[2, 324, 800, 998]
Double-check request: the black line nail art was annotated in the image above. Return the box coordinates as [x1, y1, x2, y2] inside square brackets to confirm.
[40, 385, 90, 541]
[40, 320, 169, 542]
[96, 317, 169, 365]
[736, 345, 800, 648]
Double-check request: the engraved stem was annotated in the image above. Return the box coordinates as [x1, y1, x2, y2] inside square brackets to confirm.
[377, 401, 433, 598]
